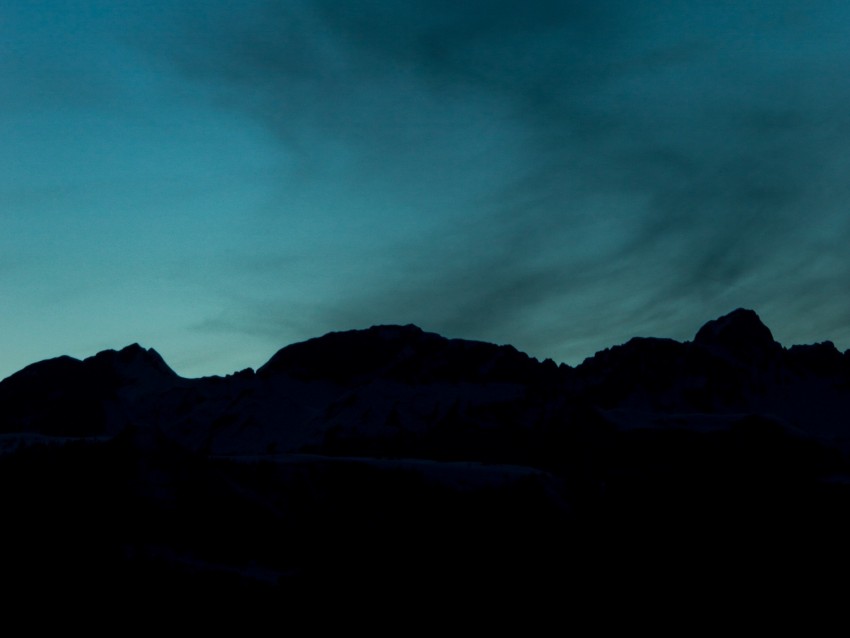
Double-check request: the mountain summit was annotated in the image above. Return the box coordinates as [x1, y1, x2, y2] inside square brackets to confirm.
[257, 323, 543, 384]
[695, 307, 773, 342]
[693, 307, 780, 360]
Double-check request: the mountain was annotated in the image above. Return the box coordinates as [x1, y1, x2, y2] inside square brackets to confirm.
[3, 308, 850, 608]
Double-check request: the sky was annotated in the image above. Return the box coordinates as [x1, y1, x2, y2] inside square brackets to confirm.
[3, 0, 850, 379]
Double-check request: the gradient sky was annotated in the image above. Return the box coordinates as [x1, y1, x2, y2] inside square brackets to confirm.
[3, 0, 850, 379]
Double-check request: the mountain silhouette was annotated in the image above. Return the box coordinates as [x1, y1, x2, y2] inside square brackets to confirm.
[2, 308, 850, 609]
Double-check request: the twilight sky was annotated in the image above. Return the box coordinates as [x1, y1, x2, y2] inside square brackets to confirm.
[3, 0, 850, 379]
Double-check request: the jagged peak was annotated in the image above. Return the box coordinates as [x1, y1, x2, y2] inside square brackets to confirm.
[88, 343, 178, 379]
[693, 308, 778, 357]
[787, 341, 847, 376]
[788, 340, 839, 354]
[576, 336, 686, 377]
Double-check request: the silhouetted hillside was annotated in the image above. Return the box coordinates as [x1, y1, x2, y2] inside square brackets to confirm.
[3, 308, 850, 608]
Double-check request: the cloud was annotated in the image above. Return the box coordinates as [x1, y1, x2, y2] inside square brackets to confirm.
[154, 1, 850, 360]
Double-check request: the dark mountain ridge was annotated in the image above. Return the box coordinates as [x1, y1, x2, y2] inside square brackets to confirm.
[3, 308, 850, 607]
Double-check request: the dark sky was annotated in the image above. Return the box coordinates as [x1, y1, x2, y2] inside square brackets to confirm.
[3, 1, 850, 378]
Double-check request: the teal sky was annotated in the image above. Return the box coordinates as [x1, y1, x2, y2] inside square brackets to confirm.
[3, 1, 850, 379]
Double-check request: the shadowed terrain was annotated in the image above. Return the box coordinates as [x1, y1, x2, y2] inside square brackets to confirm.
[3, 308, 850, 610]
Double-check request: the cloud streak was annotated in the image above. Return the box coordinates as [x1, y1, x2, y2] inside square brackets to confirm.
[154, 0, 850, 361]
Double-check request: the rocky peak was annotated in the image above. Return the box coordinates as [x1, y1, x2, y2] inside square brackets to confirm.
[257, 324, 546, 384]
[87, 343, 178, 382]
[787, 341, 848, 377]
[693, 308, 779, 362]
[257, 324, 433, 381]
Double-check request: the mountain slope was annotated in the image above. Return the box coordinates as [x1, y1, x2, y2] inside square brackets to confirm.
[2, 308, 850, 603]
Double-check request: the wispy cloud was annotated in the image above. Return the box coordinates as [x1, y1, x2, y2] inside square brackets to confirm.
[153, 0, 850, 360]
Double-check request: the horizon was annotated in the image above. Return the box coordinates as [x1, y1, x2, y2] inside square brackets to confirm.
[3, 306, 846, 382]
[4, 2, 850, 381]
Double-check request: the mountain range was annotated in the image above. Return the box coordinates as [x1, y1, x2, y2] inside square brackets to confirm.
[3, 308, 850, 609]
